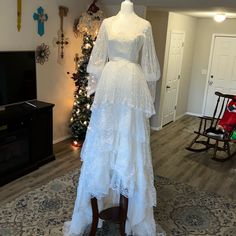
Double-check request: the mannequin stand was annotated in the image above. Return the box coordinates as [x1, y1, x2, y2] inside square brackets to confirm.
[90, 195, 128, 236]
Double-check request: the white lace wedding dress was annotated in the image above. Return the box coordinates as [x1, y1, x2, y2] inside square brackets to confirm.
[64, 15, 165, 236]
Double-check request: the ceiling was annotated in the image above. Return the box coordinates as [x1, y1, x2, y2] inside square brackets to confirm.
[101, 0, 236, 18]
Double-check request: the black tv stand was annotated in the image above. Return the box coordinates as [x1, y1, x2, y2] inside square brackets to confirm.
[24, 100, 38, 108]
[0, 100, 55, 186]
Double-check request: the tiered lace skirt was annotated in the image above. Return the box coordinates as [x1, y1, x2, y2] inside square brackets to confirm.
[64, 60, 165, 236]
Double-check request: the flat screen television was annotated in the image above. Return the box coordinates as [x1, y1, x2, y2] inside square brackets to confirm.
[0, 51, 37, 108]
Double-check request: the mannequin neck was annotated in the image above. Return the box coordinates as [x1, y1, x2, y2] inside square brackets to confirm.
[120, 0, 134, 15]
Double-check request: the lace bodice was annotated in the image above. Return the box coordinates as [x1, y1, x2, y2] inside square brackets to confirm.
[87, 16, 161, 101]
[108, 31, 143, 63]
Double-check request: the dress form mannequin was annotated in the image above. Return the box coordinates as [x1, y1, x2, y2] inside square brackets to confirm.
[111, 0, 147, 36]
[120, 0, 134, 15]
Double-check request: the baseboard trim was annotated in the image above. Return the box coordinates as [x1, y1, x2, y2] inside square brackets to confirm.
[175, 113, 186, 121]
[151, 126, 162, 131]
[186, 112, 202, 117]
[53, 135, 71, 144]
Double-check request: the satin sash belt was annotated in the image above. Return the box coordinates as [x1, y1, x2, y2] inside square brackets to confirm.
[109, 57, 137, 64]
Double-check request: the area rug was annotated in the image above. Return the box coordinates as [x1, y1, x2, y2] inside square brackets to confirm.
[0, 169, 236, 236]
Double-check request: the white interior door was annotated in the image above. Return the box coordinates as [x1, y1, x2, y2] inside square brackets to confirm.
[162, 31, 185, 126]
[205, 36, 236, 116]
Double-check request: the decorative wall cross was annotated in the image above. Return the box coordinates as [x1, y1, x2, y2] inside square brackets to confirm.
[17, 0, 22, 31]
[33, 7, 48, 36]
[53, 6, 69, 63]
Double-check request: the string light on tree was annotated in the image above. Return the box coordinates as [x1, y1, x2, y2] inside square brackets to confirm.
[72, 140, 80, 148]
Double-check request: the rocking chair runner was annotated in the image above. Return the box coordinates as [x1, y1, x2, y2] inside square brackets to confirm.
[186, 91, 236, 161]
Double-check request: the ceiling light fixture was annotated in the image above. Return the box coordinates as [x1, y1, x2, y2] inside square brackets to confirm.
[214, 13, 226, 23]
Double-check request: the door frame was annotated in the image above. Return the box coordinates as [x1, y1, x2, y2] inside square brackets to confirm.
[202, 33, 236, 115]
[161, 30, 185, 127]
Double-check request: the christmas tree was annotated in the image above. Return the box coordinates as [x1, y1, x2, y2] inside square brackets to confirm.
[69, 2, 103, 146]
[70, 33, 95, 144]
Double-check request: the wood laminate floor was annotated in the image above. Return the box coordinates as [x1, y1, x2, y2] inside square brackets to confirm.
[1, 115, 236, 205]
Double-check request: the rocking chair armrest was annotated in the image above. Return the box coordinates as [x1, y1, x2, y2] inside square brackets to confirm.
[197, 116, 218, 133]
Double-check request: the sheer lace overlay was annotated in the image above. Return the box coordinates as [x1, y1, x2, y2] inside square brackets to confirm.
[64, 16, 165, 236]
[142, 23, 161, 102]
[87, 22, 108, 95]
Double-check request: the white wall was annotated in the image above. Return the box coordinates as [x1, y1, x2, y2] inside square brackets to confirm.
[146, 11, 169, 129]
[187, 18, 236, 115]
[0, 0, 88, 142]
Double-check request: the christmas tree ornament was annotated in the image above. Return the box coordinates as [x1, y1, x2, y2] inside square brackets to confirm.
[33, 7, 48, 36]
[72, 140, 82, 148]
[35, 43, 50, 64]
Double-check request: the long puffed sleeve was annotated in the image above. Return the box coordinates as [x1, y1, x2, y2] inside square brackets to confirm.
[141, 23, 161, 102]
[87, 21, 108, 95]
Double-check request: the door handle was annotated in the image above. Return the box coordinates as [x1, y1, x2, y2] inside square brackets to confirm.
[166, 85, 171, 89]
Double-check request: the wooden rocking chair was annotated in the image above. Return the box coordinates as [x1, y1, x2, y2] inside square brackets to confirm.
[186, 91, 236, 161]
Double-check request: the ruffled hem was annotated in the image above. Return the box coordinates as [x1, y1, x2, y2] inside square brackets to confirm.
[80, 104, 156, 205]
[93, 61, 156, 118]
[85, 103, 151, 147]
[79, 155, 156, 206]
[92, 99, 155, 118]
[80, 145, 156, 206]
